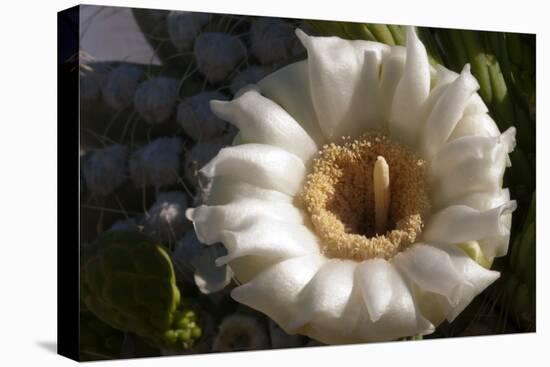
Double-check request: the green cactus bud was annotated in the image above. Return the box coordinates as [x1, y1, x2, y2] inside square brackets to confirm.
[82, 231, 205, 351]
[81, 231, 181, 338]
[163, 298, 203, 351]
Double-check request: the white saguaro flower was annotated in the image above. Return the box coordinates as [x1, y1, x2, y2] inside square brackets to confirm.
[187, 27, 517, 344]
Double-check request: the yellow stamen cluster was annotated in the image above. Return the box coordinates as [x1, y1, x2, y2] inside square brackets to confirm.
[299, 133, 429, 261]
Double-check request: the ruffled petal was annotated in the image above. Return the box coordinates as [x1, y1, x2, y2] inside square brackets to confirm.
[231, 254, 326, 330]
[448, 113, 501, 141]
[421, 202, 517, 245]
[394, 243, 468, 306]
[450, 188, 511, 212]
[428, 128, 515, 207]
[357, 50, 384, 130]
[356, 259, 393, 322]
[228, 255, 280, 285]
[388, 27, 430, 147]
[214, 219, 321, 265]
[200, 143, 305, 196]
[430, 127, 515, 180]
[463, 93, 489, 116]
[204, 176, 293, 206]
[351, 259, 434, 341]
[413, 65, 456, 125]
[421, 64, 480, 158]
[420, 65, 487, 123]
[287, 260, 358, 334]
[400, 245, 500, 323]
[210, 88, 318, 162]
[441, 245, 500, 320]
[296, 29, 389, 139]
[187, 198, 304, 244]
[449, 189, 512, 259]
[257, 61, 325, 145]
[378, 47, 406, 124]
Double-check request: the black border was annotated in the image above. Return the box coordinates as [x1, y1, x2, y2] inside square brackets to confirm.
[57, 4, 80, 361]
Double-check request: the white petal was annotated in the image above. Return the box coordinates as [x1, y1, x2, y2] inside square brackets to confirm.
[231, 254, 326, 329]
[421, 64, 480, 158]
[210, 88, 318, 162]
[429, 128, 515, 180]
[481, 214, 512, 259]
[413, 64, 457, 131]
[422, 202, 517, 245]
[449, 113, 501, 141]
[429, 161, 506, 209]
[463, 93, 489, 116]
[388, 27, 430, 147]
[257, 61, 325, 145]
[406, 245, 500, 323]
[442, 246, 500, 320]
[204, 176, 293, 206]
[229, 255, 280, 285]
[438, 189, 511, 250]
[356, 50, 384, 131]
[200, 143, 306, 196]
[351, 260, 434, 342]
[356, 259, 393, 322]
[420, 64, 488, 140]
[187, 198, 304, 244]
[215, 219, 320, 265]
[378, 47, 406, 124]
[432, 64, 460, 87]
[429, 128, 515, 207]
[288, 260, 358, 333]
[449, 188, 513, 259]
[451, 188, 511, 211]
[296, 29, 389, 140]
[393, 244, 465, 306]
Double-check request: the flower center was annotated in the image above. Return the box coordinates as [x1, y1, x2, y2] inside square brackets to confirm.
[299, 133, 430, 261]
